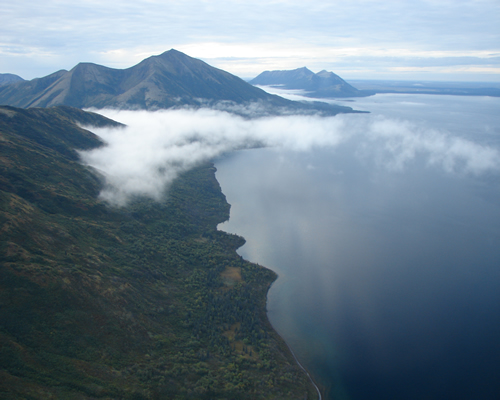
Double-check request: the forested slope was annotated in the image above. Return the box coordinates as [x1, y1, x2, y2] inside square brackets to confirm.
[0, 106, 318, 399]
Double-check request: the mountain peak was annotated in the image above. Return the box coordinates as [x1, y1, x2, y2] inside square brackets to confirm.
[151, 48, 188, 62]
[250, 66, 369, 98]
[295, 66, 314, 73]
[0, 50, 356, 114]
[0, 50, 269, 109]
[160, 48, 184, 56]
[0, 73, 25, 86]
[147, 49, 203, 65]
[249, 67, 315, 87]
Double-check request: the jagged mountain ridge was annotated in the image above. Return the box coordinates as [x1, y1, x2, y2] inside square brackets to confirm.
[250, 67, 373, 98]
[0, 50, 355, 114]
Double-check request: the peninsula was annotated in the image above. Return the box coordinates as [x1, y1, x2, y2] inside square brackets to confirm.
[0, 105, 319, 398]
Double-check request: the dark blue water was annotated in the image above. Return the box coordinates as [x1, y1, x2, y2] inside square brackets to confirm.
[216, 94, 500, 400]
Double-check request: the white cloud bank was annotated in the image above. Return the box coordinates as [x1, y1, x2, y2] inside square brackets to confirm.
[79, 108, 500, 206]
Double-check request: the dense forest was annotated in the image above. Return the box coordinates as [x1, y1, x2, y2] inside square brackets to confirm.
[0, 106, 318, 399]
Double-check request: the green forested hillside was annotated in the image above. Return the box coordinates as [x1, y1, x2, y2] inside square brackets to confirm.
[0, 106, 318, 399]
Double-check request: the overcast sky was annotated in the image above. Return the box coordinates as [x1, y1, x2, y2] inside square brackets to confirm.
[2, 0, 499, 82]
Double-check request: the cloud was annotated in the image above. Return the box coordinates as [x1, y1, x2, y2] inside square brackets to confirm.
[79, 107, 500, 206]
[365, 118, 500, 173]
[1, 0, 499, 80]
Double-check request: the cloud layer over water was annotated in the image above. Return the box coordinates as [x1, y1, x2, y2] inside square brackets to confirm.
[80, 108, 500, 206]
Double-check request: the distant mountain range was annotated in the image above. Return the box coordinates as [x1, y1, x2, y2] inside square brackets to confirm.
[250, 68, 500, 99]
[0, 73, 24, 87]
[250, 67, 374, 98]
[0, 50, 356, 115]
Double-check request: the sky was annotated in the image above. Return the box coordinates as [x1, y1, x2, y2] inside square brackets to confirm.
[1, 0, 499, 82]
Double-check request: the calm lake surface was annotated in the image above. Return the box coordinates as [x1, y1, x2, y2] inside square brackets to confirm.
[216, 93, 500, 400]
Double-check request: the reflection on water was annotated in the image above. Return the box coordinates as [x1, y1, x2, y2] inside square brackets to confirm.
[216, 94, 500, 400]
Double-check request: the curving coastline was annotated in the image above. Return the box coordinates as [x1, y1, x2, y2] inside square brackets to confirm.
[284, 341, 323, 400]
[218, 201, 322, 398]
[0, 107, 326, 399]
[266, 282, 324, 400]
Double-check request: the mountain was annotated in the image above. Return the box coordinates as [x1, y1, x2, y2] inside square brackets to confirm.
[0, 105, 318, 399]
[250, 67, 374, 98]
[0, 50, 355, 115]
[0, 73, 24, 87]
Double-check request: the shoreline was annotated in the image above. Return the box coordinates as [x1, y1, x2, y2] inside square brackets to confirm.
[215, 161, 324, 399]
[266, 282, 324, 400]
[284, 340, 323, 400]
[219, 230, 323, 398]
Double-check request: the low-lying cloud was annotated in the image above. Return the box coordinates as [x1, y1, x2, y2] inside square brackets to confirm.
[79, 108, 500, 206]
[365, 118, 499, 173]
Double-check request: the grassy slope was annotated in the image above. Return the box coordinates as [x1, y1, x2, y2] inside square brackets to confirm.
[0, 106, 318, 399]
